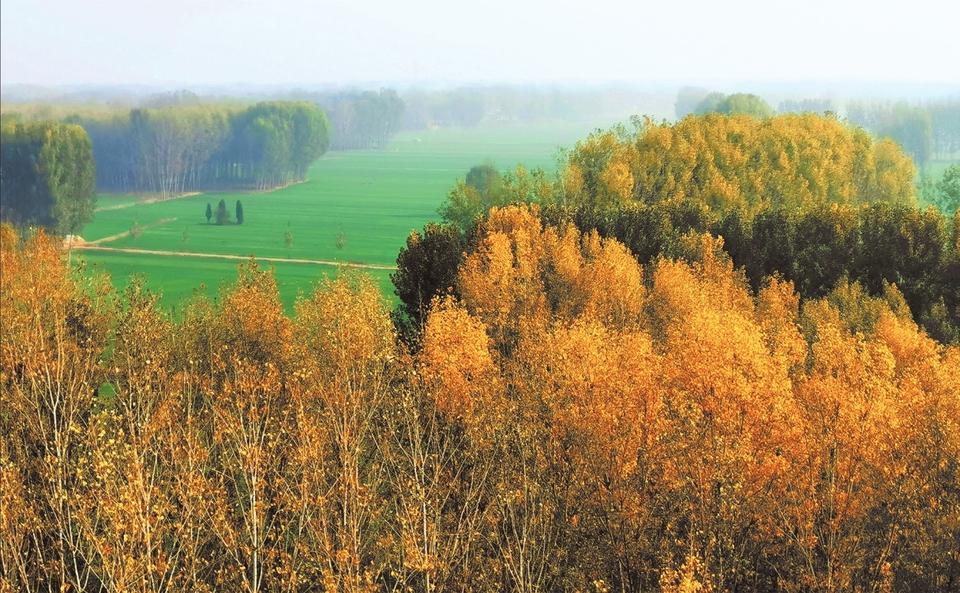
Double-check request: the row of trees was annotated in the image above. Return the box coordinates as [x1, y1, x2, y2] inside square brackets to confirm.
[844, 99, 960, 165]
[0, 120, 96, 234]
[401, 86, 663, 129]
[205, 200, 244, 225]
[75, 101, 330, 195]
[777, 98, 835, 114]
[313, 89, 405, 149]
[3, 215, 958, 592]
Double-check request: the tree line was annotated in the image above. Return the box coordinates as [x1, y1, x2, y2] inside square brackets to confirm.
[3, 210, 958, 592]
[0, 119, 96, 234]
[847, 99, 960, 166]
[675, 88, 960, 167]
[401, 86, 667, 129]
[1, 101, 329, 232]
[74, 101, 330, 195]
[311, 89, 405, 149]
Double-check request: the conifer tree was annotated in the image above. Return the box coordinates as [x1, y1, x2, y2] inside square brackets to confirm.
[215, 199, 229, 225]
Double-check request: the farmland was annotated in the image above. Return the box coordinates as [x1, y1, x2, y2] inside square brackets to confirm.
[77, 121, 610, 310]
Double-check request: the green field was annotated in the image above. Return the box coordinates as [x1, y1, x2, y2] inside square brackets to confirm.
[79, 121, 613, 311]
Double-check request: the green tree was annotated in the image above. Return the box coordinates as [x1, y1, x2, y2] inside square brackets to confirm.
[0, 121, 96, 234]
[934, 164, 960, 214]
[694, 92, 726, 115]
[392, 222, 467, 339]
[235, 200, 244, 224]
[716, 93, 773, 117]
[215, 199, 230, 225]
[692, 92, 773, 118]
[439, 164, 507, 231]
[206, 203, 213, 224]
[465, 163, 502, 196]
[229, 101, 330, 189]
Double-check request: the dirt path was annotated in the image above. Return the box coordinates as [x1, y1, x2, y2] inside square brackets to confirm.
[96, 192, 201, 212]
[95, 179, 307, 213]
[72, 244, 397, 271]
[87, 217, 179, 245]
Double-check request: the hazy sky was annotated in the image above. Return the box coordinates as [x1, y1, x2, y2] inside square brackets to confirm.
[2, 0, 959, 87]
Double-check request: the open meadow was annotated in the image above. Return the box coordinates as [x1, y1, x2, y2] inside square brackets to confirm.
[77, 121, 610, 310]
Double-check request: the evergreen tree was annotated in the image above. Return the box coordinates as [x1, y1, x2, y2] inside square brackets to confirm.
[215, 199, 230, 225]
[206, 203, 213, 224]
[235, 200, 244, 224]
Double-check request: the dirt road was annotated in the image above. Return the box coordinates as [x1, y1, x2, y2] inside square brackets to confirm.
[72, 244, 397, 271]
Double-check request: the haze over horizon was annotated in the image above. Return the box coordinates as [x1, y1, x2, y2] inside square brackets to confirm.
[2, 0, 959, 88]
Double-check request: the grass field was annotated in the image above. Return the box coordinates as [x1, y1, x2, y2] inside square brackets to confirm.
[79, 121, 614, 312]
[77, 249, 396, 313]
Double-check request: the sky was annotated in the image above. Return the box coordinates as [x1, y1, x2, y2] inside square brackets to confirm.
[2, 0, 959, 87]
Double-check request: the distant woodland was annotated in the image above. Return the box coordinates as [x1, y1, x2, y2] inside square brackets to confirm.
[676, 87, 960, 166]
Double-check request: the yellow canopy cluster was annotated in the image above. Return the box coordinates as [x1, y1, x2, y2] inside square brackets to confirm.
[564, 114, 917, 212]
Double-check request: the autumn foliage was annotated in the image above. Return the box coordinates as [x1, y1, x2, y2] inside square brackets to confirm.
[561, 114, 916, 211]
[2, 206, 959, 593]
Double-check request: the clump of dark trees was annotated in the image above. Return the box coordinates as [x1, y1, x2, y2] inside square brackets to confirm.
[0, 120, 96, 234]
[205, 200, 244, 225]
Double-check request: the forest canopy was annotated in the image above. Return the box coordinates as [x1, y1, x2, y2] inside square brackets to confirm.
[403, 114, 958, 342]
[560, 113, 916, 211]
[2, 213, 958, 592]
